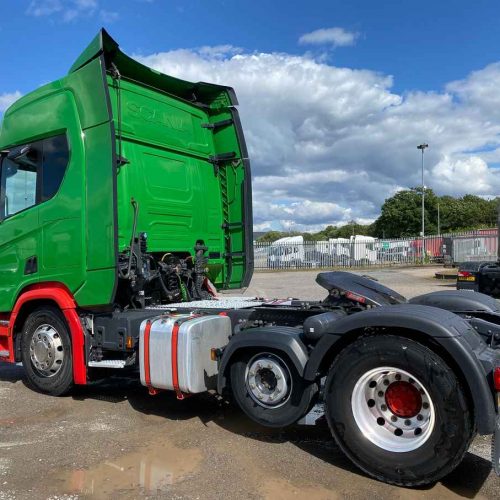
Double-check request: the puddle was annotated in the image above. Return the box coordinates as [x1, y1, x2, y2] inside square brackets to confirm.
[57, 438, 202, 498]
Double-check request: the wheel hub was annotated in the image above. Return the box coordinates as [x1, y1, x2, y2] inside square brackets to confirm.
[246, 354, 291, 408]
[29, 324, 64, 377]
[385, 381, 422, 418]
[351, 367, 435, 452]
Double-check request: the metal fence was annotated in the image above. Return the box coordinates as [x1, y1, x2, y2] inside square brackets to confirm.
[253, 230, 499, 270]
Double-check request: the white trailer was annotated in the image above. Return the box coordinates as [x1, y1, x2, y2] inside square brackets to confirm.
[350, 235, 377, 264]
[267, 236, 305, 268]
[329, 238, 351, 266]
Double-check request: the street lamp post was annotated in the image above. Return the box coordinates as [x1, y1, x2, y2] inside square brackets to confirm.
[417, 143, 429, 263]
[437, 202, 440, 236]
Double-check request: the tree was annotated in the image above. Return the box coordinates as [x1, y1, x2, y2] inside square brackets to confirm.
[373, 189, 499, 238]
[312, 223, 374, 240]
[373, 188, 438, 238]
[256, 231, 290, 242]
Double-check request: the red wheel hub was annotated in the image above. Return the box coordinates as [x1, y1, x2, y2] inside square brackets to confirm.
[385, 381, 422, 418]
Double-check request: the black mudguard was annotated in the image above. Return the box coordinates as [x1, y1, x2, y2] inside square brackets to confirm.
[217, 326, 308, 394]
[304, 304, 496, 435]
[409, 289, 500, 312]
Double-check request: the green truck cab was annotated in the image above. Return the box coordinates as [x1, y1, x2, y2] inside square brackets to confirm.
[0, 29, 253, 315]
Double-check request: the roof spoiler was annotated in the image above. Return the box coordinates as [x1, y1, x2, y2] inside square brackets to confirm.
[69, 29, 238, 107]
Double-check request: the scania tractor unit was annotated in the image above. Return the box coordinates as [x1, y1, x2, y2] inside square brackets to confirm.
[0, 31, 499, 487]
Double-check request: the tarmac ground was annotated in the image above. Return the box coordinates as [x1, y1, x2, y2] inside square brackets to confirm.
[0, 267, 498, 499]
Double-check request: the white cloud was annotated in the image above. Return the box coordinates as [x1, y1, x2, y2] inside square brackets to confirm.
[299, 27, 359, 48]
[0, 91, 22, 113]
[27, 0, 99, 22]
[431, 156, 496, 194]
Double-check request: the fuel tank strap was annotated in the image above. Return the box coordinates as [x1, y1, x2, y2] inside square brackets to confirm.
[170, 316, 201, 400]
[143, 320, 152, 389]
[170, 322, 184, 399]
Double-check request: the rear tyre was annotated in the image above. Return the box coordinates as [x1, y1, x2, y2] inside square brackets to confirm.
[324, 335, 474, 486]
[21, 306, 73, 396]
[230, 350, 317, 427]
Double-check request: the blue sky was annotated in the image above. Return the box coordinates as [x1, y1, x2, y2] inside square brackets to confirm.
[2, 0, 500, 94]
[2, 0, 500, 231]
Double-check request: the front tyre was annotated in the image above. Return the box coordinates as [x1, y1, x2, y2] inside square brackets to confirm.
[324, 335, 474, 487]
[21, 306, 74, 396]
[230, 350, 317, 427]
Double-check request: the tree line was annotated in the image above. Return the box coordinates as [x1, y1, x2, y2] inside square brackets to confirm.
[257, 188, 499, 242]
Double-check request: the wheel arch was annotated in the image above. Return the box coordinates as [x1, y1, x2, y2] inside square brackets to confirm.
[9, 282, 86, 385]
[304, 304, 496, 435]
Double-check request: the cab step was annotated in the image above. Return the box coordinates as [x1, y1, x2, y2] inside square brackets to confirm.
[87, 360, 126, 369]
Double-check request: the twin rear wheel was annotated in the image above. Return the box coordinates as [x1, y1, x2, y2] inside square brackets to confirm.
[21, 306, 74, 396]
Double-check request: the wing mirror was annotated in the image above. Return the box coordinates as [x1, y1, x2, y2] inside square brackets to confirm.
[6, 144, 37, 169]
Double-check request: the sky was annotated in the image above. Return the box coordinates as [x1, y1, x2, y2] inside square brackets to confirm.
[2, 0, 500, 232]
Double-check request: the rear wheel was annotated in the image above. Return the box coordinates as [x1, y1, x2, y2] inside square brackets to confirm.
[21, 306, 73, 396]
[324, 335, 474, 486]
[230, 350, 317, 427]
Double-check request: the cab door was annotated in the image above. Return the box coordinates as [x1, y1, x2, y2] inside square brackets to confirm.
[0, 142, 42, 311]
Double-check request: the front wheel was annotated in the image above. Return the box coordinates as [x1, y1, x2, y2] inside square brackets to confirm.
[230, 350, 317, 427]
[324, 335, 474, 486]
[21, 306, 74, 396]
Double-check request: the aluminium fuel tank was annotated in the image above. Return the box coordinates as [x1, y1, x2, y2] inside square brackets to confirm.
[139, 314, 232, 394]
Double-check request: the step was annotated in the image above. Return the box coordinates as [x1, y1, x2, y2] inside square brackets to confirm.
[0, 350, 9, 358]
[88, 360, 126, 369]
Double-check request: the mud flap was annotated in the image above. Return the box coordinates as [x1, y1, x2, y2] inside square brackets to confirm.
[493, 413, 500, 476]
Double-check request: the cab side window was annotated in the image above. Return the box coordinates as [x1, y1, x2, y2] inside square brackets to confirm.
[42, 134, 69, 202]
[0, 134, 69, 219]
[1, 142, 42, 218]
